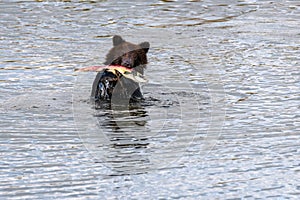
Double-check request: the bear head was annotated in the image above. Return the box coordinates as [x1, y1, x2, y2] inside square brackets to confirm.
[104, 35, 150, 74]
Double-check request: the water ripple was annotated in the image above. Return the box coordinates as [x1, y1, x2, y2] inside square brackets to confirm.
[0, 0, 299, 199]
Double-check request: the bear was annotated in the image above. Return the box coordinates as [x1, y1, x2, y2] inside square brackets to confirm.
[91, 35, 150, 104]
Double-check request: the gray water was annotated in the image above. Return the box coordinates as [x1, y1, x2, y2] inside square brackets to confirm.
[0, 0, 299, 199]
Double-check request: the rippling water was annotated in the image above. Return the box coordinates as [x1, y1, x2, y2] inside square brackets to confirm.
[0, 1, 299, 199]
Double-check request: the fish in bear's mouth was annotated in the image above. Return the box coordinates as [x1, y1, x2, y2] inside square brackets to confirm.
[75, 65, 147, 83]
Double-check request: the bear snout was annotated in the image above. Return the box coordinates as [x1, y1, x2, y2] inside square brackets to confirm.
[121, 55, 134, 68]
[121, 60, 132, 68]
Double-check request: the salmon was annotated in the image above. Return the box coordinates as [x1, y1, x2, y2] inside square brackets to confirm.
[75, 65, 133, 73]
[75, 65, 147, 83]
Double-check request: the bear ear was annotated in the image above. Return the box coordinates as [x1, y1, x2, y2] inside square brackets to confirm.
[113, 35, 125, 46]
[139, 42, 150, 53]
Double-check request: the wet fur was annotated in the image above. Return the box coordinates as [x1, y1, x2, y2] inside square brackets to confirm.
[91, 35, 150, 103]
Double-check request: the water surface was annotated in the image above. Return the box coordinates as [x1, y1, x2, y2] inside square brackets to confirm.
[0, 0, 299, 199]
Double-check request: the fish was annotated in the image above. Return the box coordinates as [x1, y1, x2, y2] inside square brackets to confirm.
[75, 65, 132, 72]
[75, 65, 147, 83]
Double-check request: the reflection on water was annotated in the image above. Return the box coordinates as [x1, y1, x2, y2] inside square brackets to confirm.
[0, 0, 299, 199]
[94, 105, 151, 175]
[96, 104, 149, 131]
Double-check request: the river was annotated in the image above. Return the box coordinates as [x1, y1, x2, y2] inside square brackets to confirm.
[0, 0, 299, 199]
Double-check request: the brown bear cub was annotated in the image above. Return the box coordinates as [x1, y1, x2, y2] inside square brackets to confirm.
[91, 35, 150, 103]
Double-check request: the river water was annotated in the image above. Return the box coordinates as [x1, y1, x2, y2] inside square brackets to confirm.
[0, 0, 299, 199]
